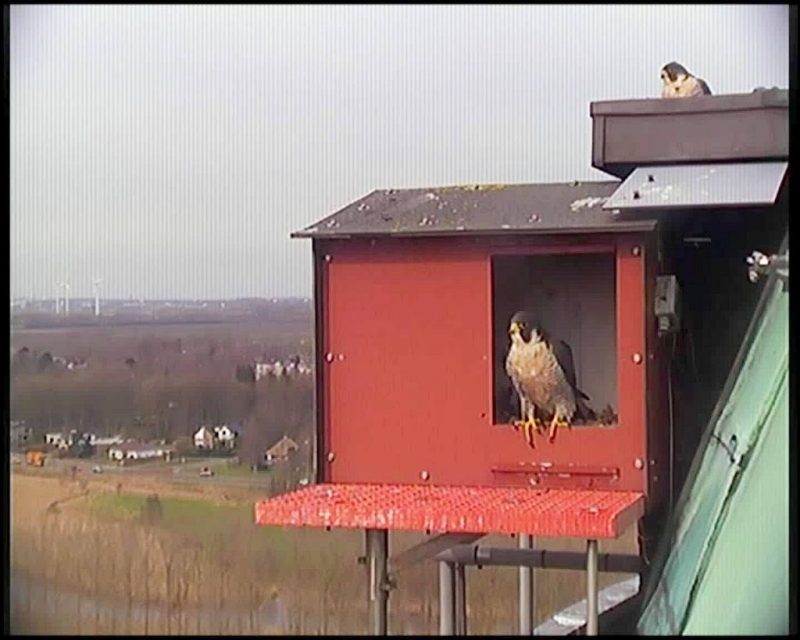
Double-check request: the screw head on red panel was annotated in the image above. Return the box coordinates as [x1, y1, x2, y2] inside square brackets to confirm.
[632, 353, 643, 364]
[327, 451, 335, 463]
[324, 254, 332, 262]
[420, 470, 430, 481]
[634, 458, 644, 470]
[325, 352, 334, 363]
[632, 246, 641, 256]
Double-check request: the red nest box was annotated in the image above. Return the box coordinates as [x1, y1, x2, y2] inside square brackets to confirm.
[302, 183, 662, 499]
[255, 91, 788, 635]
[258, 90, 788, 546]
[251, 180, 663, 547]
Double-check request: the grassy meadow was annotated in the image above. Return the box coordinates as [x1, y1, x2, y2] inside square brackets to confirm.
[9, 315, 638, 635]
[10, 470, 637, 635]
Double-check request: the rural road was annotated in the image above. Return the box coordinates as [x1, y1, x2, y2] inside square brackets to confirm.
[12, 453, 308, 495]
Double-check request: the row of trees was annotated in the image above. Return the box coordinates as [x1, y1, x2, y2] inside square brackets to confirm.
[11, 367, 312, 452]
[10, 321, 315, 459]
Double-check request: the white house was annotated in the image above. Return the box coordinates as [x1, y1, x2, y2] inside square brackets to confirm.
[254, 358, 311, 381]
[254, 362, 272, 382]
[213, 424, 239, 449]
[44, 432, 74, 450]
[45, 432, 66, 447]
[91, 435, 124, 446]
[108, 442, 174, 462]
[194, 426, 215, 449]
[265, 435, 299, 465]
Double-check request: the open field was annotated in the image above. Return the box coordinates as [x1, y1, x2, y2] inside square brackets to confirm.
[10, 470, 638, 635]
[10, 314, 639, 634]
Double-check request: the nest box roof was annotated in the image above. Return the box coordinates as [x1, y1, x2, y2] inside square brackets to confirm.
[292, 181, 658, 240]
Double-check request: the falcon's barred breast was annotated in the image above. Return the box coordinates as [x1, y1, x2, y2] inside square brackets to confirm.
[505, 335, 576, 423]
[504, 310, 594, 447]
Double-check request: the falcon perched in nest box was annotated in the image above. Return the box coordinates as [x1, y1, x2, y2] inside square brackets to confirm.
[505, 311, 595, 448]
[660, 61, 712, 98]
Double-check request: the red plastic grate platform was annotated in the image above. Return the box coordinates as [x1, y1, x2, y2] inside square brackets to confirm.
[254, 484, 645, 539]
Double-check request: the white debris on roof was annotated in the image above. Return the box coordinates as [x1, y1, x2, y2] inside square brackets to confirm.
[570, 196, 610, 212]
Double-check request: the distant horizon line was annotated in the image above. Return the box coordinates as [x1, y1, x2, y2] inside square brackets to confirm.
[10, 296, 313, 303]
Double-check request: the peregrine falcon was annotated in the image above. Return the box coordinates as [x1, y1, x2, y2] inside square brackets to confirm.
[660, 62, 712, 98]
[505, 311, 594, 448]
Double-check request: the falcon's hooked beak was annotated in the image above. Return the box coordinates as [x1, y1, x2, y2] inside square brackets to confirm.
[509, 321, 533, 343]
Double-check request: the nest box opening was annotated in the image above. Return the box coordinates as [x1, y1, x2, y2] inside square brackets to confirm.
[491, 252, 618, 427]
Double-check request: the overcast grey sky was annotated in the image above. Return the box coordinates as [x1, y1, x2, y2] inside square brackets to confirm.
[10, 5, 789, 300]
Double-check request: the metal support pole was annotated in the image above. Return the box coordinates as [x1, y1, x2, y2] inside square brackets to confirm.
[518, 534, 533, 635]
[586, 539, 599, 636]
[454, 563, 467, 635]
[366, 529, 388, 635]
[435, 545, 643, 574]
[439, 561, 455, 635]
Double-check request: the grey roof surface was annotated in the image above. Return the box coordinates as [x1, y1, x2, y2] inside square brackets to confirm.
[292, 181, 658, 239]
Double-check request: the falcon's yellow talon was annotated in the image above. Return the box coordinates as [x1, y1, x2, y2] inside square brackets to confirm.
[512, 418, 537, 448]
[548, 416, 571, 443]
[523, 420, 536, 449]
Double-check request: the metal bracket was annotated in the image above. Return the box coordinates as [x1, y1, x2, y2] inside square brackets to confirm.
[747, 250, 789, 291]
[491, 462, 620, 488]
[382, 573, 398, 592]
[655, 275, 681, 336]
[385, 532, 484, 596]
[388, 532, 485, 573]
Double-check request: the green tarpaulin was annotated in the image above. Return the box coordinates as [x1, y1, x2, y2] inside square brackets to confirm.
[638, 268, 788, 635]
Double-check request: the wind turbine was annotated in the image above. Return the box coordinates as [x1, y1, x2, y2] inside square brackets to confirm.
[92, 278, 103, 316]
[58, 281, 71, 316]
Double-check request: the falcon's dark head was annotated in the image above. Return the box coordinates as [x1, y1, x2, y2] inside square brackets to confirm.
[661, 61, 690, 83]
[508, 310, 545, 344]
